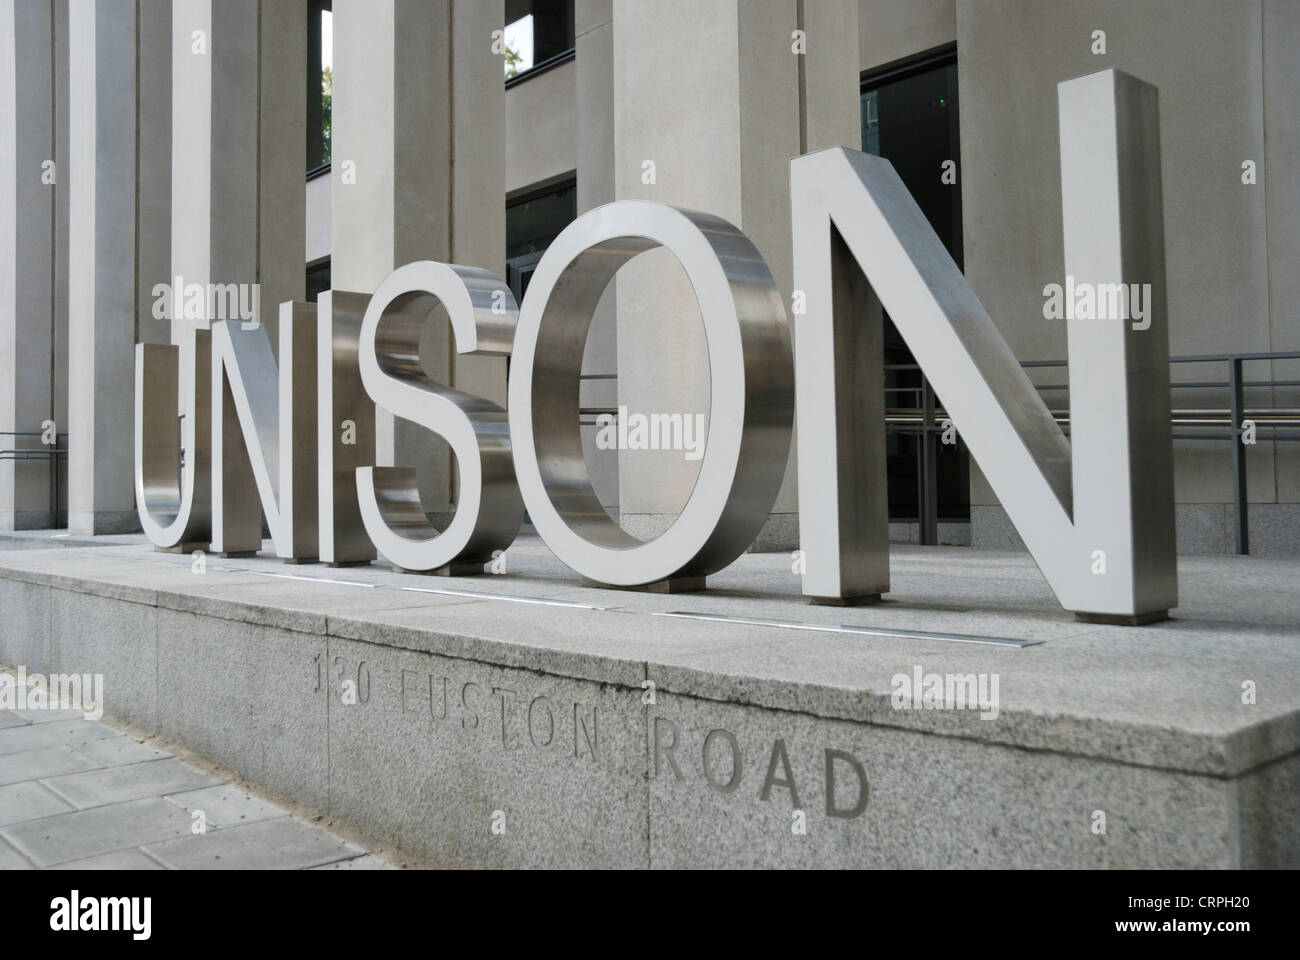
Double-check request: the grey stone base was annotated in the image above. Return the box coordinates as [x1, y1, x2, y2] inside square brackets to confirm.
[889, 521, 971, 546]
[748, 512, 799, 553]
[68, 510, 142, 536]
[0, 510, 59, 532]
[621, 512, 800, 553]
[969, 506, 1027, 551]
[1, 538, 1298, 868]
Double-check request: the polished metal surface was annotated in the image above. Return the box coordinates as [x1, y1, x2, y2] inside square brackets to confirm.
[789, 68, 1177, 619]
[317, 290, 377, 565]
[508, 200, 794, 587]
[209, 306, 319, 559]
[790, 199, 890, 603]
[1057, 69, 1177, 616]
[134, 330, 212, 548]
[356, 261, 524, 572]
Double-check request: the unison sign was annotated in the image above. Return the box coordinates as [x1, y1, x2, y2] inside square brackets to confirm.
[134, 69, 1177, 624]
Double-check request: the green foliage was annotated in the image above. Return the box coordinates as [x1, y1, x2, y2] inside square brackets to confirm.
[504, 45, 523, 79]
[321, 65, 332, 163]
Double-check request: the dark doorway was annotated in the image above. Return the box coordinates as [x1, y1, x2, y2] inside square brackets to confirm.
[861, 50, 969, 537]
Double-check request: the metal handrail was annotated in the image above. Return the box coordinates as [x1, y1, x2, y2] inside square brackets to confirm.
[889, 351, 1300, 552]
[573, 351, 1297, 553]
[0, 431, 68, 529]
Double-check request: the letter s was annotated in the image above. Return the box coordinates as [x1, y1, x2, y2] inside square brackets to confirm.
[356, 262, 524, 571]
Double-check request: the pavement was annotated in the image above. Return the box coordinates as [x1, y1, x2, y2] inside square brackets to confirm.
[0, 670, 392, 870]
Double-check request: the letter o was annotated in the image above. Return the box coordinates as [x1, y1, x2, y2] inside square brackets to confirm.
[508, 200, 794, 586]
[527, 695, 556, 748]
[702, 728, 743, 793]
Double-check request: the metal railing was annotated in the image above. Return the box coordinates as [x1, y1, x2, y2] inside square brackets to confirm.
[888, 351, 1300, 552]
[5, 350, 1287, 548]
[574, 353, 1299, 554]
[0, 430, 68, 528]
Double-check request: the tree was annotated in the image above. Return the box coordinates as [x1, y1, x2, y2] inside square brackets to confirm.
[504, 45, 522, 79]
[321, 65, 332, 163]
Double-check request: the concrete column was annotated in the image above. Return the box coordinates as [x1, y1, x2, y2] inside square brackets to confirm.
[332, 0, 448, 516]
[67, 0, 171, 536]
[0, 0, 63, 530]
[1260, 0, 1299, 555]
[171, 0, 253, 330]
[575, 0, 618, 513]
[260, 0, 307, 331]
[332, 0, 505, 523]
[52, 0, 68, 526]
[448, 0, 507, 418]
[611, 0, 859, 550]
[138, 1, 172, 349]
[171, 0, 303, 322]
[171, 0, 306, 550]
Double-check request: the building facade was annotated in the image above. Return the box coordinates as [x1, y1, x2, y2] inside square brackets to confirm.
[2, 0, 1297, 557]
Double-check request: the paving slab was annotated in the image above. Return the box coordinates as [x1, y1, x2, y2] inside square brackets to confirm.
[72, 736, 171, 768]
[164, 784, 288, 828]
[0, 745, 102, 787]
[0, 796, 195, 867]
[0, 836, 33, 869]
[143, 816, 364, 870]
[0, 718, 120, 757]
[0, 780, 73, 827]
[42, 757, 223, 809]
[12, 706, 95, 724]
[52, 849, 166, 870]
[310, 854, 392, 870]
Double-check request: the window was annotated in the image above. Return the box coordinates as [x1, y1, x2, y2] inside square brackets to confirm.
[503, 0, 574, 82]
[861, 56, 961, 264]
[860, 51, 968, 527]
[506, 179, 576, 301]
[860, 90, 879, 156]
[307, 0, 332, 174]
[306, 260, 331, 303]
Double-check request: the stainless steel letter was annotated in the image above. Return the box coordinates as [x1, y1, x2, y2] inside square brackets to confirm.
[508, 201, 794, 587]
[317, 290, 376, 565]
[790, 68, 1177, 622]
[356, 261, 522, 572]
[209, 307, 319, 559]
[134, 330, 212, 549]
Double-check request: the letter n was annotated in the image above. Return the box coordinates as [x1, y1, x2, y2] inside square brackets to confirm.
[209, 305, 319, 558]
[789, 68, 1176, 622]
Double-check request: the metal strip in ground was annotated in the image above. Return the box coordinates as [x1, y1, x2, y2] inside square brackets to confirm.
[655, 611, 1044, 647]
[399, 585, 612, 610]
